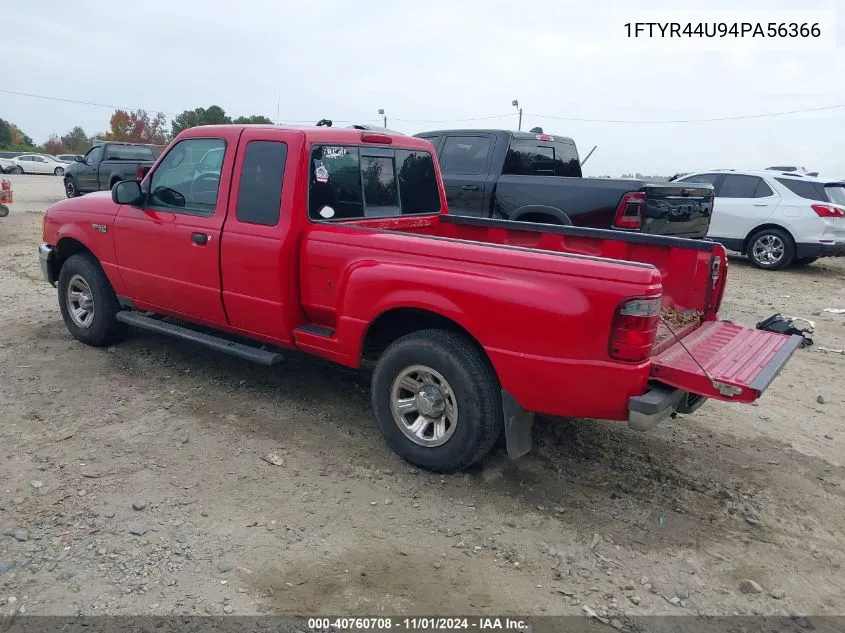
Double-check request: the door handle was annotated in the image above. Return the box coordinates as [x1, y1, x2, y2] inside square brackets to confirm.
[462, 185, 480, 191]
[753, 202, 769, 206]
[191, 232, 210, 245]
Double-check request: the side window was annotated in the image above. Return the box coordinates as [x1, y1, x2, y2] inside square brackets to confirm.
[85, 146, 103, 164]
[754, 179, 774, 198]
[148, 138, 226, 215]
[720, 175, 762, 198]
[439, 136, 491, 175]
[774, 178, 829, 202]
[417, 135, 442, 152]
[308, 145, 441, 220]
[235, 141, 287, 227]
[679, 173, 721, 186]
[34, 156, 46, 163]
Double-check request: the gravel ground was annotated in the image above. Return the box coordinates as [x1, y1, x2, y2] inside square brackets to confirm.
[1, 174, 844, 621]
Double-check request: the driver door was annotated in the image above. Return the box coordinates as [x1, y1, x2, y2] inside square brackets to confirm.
[113, 133, 240, 326]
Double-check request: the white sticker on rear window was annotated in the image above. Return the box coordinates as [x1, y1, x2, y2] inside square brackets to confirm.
[319, 205, 335, 219]
[323, 146, 347, 158]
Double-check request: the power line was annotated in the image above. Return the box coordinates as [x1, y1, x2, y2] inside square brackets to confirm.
[527, 103, 845, 124]
[2, 87, 842, 125]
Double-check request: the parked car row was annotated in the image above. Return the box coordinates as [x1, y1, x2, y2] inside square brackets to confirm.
[670, 169, 845, 270]
[0, 153, 71, 176]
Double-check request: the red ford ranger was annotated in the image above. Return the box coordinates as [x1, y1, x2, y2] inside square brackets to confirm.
[38, 124, 802, 472]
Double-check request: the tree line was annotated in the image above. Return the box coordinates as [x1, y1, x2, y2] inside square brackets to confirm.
[1, 105, 274, 155]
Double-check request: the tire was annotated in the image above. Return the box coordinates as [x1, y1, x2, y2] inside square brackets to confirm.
[794, 257, 818, 267]
[746, 227, 795, 270]
[371, 329, 503, 472]
[12, 165, 23, 175]
[110, 178, 121, 190]
[57, 253, 126, 347]
[65, 177, 79, 198]
[54, 166, 65, 177]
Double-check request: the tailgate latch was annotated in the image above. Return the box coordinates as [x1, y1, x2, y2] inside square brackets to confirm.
[712, 380, 742, 397]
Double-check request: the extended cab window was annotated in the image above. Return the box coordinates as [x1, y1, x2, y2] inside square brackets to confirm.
[439, 136, 491, 175]
[148, 138, 226, 215]
[503, 139, 581, 177]
[235, 141, 287, 226]
[308, 145, 440, 220]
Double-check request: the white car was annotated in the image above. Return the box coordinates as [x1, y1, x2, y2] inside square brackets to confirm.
[673, 169, 845, 270]
[8, 153, 69, 176]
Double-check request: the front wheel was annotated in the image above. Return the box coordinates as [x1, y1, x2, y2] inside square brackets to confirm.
[64, 177, 79, 198]
[371, 329, 503, 472]
[747, 228, 794, 270]
[54, 166, 65, 177]
[57, 254, 126, 347]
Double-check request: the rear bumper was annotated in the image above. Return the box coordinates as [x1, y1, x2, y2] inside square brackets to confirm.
[628, 384, 705, 431]
[39, 243, 57, 286]
[795, 241, 845, 259]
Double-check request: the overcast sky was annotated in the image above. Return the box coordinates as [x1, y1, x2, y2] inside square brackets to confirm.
[3, 0, 843, 177]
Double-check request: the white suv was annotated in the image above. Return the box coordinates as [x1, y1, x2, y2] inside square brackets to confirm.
[672, 170, 845, 270]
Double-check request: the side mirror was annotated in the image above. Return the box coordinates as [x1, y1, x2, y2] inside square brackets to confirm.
[112, 180, 143, 205]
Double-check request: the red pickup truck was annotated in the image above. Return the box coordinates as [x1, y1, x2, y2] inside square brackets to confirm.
[38, 124, 802, 472]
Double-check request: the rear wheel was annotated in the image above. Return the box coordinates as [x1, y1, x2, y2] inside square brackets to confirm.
[57, 254, 126, 347]
[54, 166, 65, 177]
[371, 329, 503, 472]
[746, 228, 794, 270]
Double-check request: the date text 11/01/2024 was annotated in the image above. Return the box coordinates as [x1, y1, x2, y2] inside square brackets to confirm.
[306, 618, 529, 631]
[624, 22, 821, 38]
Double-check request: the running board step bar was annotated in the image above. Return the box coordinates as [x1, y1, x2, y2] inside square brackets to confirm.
[115, 312, 284, 366]
[295, 324, 335, 338]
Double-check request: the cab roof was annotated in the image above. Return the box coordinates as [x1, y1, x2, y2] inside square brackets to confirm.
[180, 124, 435, 150]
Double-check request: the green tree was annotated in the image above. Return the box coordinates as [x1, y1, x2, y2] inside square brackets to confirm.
[0, 118, 35, 150]
[60, 126, 91, 153]
[232, 115, 274, 125]
[171, 105, 231, 136]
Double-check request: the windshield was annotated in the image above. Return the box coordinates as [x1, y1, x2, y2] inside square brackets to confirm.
[825, 184, 845, 206]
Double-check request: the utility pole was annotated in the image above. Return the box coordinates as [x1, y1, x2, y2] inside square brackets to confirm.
[512, 99, 522, 131]
[378, 108, 387, 127]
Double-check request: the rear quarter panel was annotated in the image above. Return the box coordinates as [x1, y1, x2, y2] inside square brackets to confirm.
[300, 223, 664, 419]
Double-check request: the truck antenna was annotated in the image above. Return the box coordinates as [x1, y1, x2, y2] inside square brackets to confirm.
[580, 145, 598, 166]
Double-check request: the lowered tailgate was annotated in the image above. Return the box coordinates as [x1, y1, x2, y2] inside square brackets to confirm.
[651, 321, 803, 403]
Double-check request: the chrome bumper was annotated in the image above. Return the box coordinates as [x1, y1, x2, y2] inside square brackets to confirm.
[39, 243, 57, 286]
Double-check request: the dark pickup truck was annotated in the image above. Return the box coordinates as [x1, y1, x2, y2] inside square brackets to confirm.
[414, 129, 714, 238]
[64, 142, 157, 198]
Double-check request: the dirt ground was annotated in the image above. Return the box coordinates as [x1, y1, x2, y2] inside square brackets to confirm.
[1, 174, 844, 620]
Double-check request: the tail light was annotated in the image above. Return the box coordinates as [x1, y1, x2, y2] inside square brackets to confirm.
[811, 204, 845, 218]
[135, 167, 145, 180]
[609, 296, 661, 362]
[613, 192, 646, 230]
